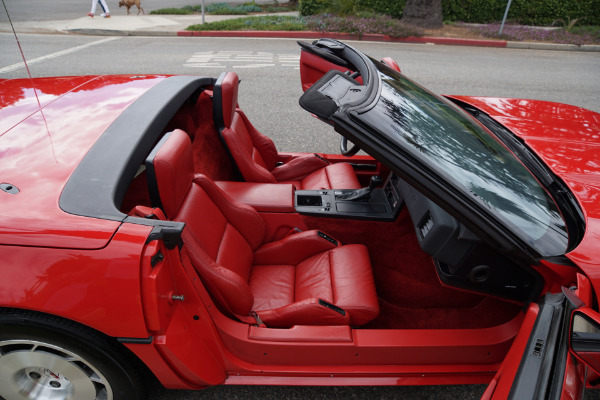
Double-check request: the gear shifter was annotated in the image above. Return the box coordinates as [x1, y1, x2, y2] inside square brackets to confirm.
[336, 175, 383, 201]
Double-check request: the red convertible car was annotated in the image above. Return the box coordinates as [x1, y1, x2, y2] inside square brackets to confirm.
[1, 39, 599, 400]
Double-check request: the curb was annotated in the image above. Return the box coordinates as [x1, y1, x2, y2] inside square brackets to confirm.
[62, 27, 600, 51]
[67, 28, 178, 36]
[175, 30, 600, 51]
[176, 30, 508, 48]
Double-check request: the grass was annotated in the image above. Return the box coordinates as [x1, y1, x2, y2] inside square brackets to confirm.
[151, 2, 296, 16]
[188, 15, 306, 31]
[150, 7, 192, 15]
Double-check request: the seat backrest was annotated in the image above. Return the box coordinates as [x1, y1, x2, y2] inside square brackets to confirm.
[213, 72, 280, 183]
[146, 130, 266, 316]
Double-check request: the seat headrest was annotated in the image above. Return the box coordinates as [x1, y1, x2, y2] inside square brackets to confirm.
[146, 129, 194, 219]
[213, 72, 239, 131]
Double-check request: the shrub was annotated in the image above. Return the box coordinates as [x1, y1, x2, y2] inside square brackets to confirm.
[465, 23, 599, 45]
[299, 0, 330, 16]
[442, 0, 600, 26]
[304, 14, 422, 37]
[356, 0, 405, 19]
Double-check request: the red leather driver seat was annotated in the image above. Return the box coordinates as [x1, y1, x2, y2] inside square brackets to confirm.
[213, 72, 361, 190]
[147, 129, 379, 328]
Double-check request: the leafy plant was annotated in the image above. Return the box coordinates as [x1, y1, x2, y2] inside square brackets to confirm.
[553, 16, 586, 32]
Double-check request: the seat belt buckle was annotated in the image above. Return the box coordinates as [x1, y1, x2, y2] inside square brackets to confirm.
[250, 311, 266, 328]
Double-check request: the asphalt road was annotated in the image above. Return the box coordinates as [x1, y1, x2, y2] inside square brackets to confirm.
[1, 8, 600, 399]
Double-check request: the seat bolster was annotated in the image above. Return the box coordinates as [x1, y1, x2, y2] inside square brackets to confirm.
[193, 174, 266, 250]
[222, 125, 277, 184]
[300, 162, 361, 190]
[182, 230, 254, 316]
[237, 109, 279, 170]
[256, 298, 351, 328]
[253, 230, 338, 266]
[220, 72, 239, 129]
[271, 154, 330, 181]
[151, 129, 195, 218]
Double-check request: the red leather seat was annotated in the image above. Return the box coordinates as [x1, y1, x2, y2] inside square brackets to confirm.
[147, 129, 379, 328]
[213, 72, 361, 190]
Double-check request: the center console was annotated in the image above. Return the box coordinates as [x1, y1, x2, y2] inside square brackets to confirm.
[295, 173, 404, 221]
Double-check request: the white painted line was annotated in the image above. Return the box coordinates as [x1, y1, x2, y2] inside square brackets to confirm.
[0, 37, 120, 74]
[234, 64, 276, 68]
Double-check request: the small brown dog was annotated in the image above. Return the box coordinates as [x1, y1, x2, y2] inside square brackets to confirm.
[118, 0, 145, 15]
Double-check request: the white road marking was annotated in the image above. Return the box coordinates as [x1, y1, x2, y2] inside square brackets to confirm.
[0, 37, 120, 74]
[184, 51, 300, 69]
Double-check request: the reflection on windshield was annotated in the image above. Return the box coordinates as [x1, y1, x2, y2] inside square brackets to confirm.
[356, 61, 568, 255]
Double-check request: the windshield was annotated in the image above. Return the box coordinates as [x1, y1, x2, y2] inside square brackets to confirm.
[352, 60, 568, 256]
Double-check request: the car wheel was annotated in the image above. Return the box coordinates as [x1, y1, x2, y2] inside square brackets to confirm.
[0, 310, 146, 400]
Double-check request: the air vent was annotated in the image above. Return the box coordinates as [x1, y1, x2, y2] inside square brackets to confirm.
[419, 212, 434, 238]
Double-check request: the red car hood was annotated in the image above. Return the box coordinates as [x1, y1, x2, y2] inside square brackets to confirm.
[449, 96, 600, 278]
[0, 75, 167, 249]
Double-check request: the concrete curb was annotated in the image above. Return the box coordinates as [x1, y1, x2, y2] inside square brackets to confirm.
[176, 30, 509, 48]
[173, 30, 598, 51]
[56, 25, 598, 52]
[67, 28, 178, 36]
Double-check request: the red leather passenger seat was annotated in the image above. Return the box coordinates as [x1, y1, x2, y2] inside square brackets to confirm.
[213, 72, 361, 190]
[147, 129, 379, 328]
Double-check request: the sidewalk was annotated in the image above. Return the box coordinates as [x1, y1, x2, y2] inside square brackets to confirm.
[1, 13, 598, 52]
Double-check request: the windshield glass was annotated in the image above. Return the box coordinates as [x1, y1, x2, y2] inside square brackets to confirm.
[352, 60, 568, 256]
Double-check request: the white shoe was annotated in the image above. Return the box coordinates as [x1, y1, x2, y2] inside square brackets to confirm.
[101, 13, 110, 18]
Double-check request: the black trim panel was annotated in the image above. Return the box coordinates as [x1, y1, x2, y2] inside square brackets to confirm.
[508, 292, 574, 400]
[117, 336, 153, 344]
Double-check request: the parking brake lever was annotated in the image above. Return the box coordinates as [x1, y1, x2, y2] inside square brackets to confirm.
[335, 175, 382, 201]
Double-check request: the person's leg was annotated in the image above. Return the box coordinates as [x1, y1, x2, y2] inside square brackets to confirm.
[90, 0, 97, 14]
[98, 0, 110, 14]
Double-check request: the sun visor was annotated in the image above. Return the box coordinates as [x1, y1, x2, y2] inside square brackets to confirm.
[299, 70, 365, 120]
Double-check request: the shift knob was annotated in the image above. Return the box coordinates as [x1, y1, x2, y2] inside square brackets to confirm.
[369, 175, 383, 190]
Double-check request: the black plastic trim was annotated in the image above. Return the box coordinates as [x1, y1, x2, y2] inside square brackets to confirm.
[116, 336, 153, 344]
[212, 72, 227, 133]
[507, 292, 574, 400]
[145, 131, 173, 212]
[60, 76, 214, 222]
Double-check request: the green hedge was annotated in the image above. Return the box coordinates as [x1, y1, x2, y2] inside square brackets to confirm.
[443, 0, 600, 26]
[299, 0, 600, 26]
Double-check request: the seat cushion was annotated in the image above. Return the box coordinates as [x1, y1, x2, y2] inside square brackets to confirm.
[299, 162, 361, 190]
[250, 243, 379, 327]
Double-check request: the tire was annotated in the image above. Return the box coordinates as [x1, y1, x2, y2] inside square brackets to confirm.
[0, 310, 147, 400]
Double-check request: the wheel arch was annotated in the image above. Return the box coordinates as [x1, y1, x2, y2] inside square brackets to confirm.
[0, 307, 157, 386]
